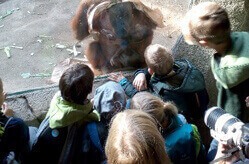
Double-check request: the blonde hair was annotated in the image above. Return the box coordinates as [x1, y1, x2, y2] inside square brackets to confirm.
[105, 110, 171, 164]
[130, 92, 178, 125]
[182, 2, 230, 45]
[144, 44, 173, 76]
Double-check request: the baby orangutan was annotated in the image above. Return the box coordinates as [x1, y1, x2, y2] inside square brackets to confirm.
[71, 0, 164, 73]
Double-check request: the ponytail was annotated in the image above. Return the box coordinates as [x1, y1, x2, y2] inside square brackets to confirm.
[163, 101, 178, 118]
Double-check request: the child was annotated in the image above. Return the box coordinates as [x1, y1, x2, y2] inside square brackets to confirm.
[30, 63, 100, 163]
[130, 91, 207, 163]
[0, 78, 30, 163]
[109, 44, 209, 122]
[182, 2, 249, 122]
[105, 109, 171, 164]
[78, 81, 127, 164]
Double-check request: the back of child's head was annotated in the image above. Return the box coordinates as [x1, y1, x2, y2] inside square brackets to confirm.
[93, 81, 126, 120]
[105, 110, 171, 164]
[59, 63, 94, 105]
[130, 92, 178, 124]
[144, 44, 174, 76]
[182, 2, 230, 45]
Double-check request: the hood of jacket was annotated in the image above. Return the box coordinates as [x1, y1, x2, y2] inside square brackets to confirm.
[163, 115, 183, 135]
[150, 59, 206, 94]
[46, 92, 100, 129]
[211, 32, 249, 89]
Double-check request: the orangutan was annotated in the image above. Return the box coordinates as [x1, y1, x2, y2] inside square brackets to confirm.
[71, 0, 164, 73]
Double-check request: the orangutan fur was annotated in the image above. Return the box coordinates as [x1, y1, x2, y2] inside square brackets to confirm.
[71, 0, 163, 73]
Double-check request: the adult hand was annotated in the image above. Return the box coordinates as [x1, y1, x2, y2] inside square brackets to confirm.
[133, 73, 147, 91]
[213, 143, 240, 164]
[108, 72, 125, 83]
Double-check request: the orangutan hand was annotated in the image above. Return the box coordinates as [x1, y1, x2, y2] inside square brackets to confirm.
[133, 73, 147, 91]
[108, 72, 126, 83]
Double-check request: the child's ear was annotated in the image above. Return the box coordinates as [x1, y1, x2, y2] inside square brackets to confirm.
[199, 40, 208, 46]
[148, 68, 154, 75]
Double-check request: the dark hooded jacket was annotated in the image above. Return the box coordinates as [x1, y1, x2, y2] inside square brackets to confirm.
[120, 59, 209, 120]
[0, 111, 30, 163]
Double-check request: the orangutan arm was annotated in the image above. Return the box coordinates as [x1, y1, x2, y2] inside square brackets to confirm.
[71, 0, 91, 40]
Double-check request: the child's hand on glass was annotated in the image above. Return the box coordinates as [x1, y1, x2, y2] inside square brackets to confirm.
[133, 73, 147, 91]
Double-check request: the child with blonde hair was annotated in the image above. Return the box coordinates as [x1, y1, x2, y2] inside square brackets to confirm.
[143, 44, 174, 76]
[109, 44, 209, 122]
[182, 2, 249, 162]
[182, 1, 249, 122]
[105, 109, 171, 164]
[130, 91, 207, 163]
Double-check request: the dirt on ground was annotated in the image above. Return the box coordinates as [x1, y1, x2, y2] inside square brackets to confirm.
[0, 0, 189, 93]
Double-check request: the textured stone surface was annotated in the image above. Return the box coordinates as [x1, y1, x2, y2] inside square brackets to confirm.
[6, 86, 58, 127]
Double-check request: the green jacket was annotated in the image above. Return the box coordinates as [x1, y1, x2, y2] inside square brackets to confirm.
[211, 32, 249, 121]
[46, 92, 100, 129]
[211, 32, 249, 89]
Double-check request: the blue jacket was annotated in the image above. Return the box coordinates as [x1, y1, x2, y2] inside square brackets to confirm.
[164, 116, 204, 163]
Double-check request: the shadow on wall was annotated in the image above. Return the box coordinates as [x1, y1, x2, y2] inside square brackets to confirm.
[172, 35, 217, 108]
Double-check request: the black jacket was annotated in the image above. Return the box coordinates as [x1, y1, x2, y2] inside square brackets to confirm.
[120, 59, 209, 120]
[0, 111, 30, 163]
